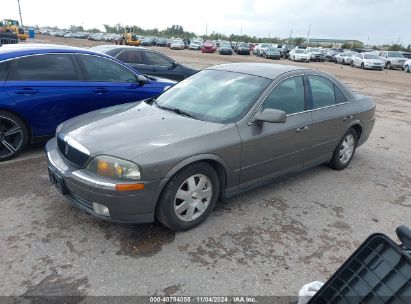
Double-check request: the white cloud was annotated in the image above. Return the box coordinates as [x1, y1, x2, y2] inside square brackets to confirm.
[2, 0, 410, 45]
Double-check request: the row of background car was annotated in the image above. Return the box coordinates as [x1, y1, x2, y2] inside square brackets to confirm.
[38, 29, 411, 71]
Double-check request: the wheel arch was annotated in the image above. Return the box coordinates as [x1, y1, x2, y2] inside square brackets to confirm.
[155, 154, 230, 204]
[348, 121, 363, 141]
[0, 107, 33, 142]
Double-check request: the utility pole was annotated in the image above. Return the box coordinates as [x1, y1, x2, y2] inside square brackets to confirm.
[205, 23, 208, 37]
[17, 0, 23, 26]
[307, 24, 311, 45]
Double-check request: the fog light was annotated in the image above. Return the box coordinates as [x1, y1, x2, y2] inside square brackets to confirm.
[92, 202, 110, 217]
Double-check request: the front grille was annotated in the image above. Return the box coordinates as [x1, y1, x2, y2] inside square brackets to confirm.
[57, 134, 90, 167]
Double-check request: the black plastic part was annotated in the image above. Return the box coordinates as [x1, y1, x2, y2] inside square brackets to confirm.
[396, 225, 411, 251]
[308, 227, 411, 304]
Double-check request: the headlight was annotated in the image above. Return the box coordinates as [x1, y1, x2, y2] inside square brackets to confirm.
[86, 155, 141, 181]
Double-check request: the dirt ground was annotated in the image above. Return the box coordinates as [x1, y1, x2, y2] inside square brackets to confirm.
[0, 35, 410, 298]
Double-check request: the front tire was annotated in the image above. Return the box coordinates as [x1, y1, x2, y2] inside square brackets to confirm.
[386, 62, 392, 70]
[361, 63, 365, 69]
[329, 129, 358, 170]
[0, 111, 28, 162]
[155, 162, 219, 231]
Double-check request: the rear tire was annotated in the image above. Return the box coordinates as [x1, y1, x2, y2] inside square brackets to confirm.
[155, 162, 219, 231]
[329, 128, 358, 170]
[361, 63, 365, 69]
[0, 111, 28, 162]
[386, 62, 392, 70]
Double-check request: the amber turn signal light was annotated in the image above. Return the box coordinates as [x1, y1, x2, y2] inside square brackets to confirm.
[115, 183, 145, 191]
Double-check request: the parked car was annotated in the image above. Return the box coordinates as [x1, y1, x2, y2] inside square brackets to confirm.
[378, 51, 407, 70]
[91, 45, 198, 82]
[218, 41, 233, 55]
[335, 51, 357, 65]
[402, 52, 411, 59]
[290, 49, 311, 62]
[156, 38, 167, 47]
[170, 40, 185, 50]
[261, 47, 281, 59]
[404, 59, 411, 72]
[201, 41, 216, 53]
[46, 63, 375, 231]
[307, 48, 325, 62]
[235, 42, 251, 55]
[281, 45, 295, 59]
[351, 53, 384, 70]
[141, 37, 156, 46]
[325, 49, 342, 62]
[255, 43, 272, 57]
[0, 44, 175, 161]
[189, 41, 202, 50]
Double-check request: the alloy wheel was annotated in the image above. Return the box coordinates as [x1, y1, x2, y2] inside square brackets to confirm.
[0, 116, 24, 159]
[174, 174, 213, 222]
[339, 134, 355, 164]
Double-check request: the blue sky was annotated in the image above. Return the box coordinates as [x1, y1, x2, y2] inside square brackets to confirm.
[3, 0, 410, 45]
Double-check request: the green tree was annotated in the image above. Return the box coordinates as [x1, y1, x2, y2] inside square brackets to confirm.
[389, 44, 402, 51]
[293, 37, 306, 46]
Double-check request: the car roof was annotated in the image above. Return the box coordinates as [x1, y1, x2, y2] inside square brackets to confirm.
[0, 44, 112, 61]
[90, 44, 152, 53]
[208, 63, 307, 79]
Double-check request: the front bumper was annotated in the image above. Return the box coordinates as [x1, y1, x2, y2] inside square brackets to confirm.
[295, 57, 310, 62]
[364, 63, 384, 70]
[46, 138, 165, 224]
[390, 62, 406, 68]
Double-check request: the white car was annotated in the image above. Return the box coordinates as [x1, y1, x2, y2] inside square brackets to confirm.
[290, 49, 311, 62]
[378, 51, 407, 69]
[404, 59, 411, 72]
[189, 41, 202, 50]
[351, 53, 384, 70]
[335, 52, 357, 65]
[170, 40, 185, 50]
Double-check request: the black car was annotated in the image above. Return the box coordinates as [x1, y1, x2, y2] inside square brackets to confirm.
[140, 37, 156, 46]
[281, 45, 295, 59]
[156, 38, 167, 47]
[91, 45, 198, 81]
[236, 42, 250, 55]
[219, 42, 233, 55]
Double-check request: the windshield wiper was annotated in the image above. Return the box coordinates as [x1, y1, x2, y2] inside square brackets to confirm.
[156, 104, 198, 120]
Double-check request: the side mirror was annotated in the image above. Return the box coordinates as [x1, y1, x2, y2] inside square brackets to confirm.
[137, 75, 148, 86]
[252, 109, 287, 124]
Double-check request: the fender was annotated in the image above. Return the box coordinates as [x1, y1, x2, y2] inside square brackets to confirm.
[153, 153, 233, 206]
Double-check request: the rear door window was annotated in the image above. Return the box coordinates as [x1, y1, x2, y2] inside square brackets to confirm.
[308, 75, 341, 108]
[8, 54, 80, 81]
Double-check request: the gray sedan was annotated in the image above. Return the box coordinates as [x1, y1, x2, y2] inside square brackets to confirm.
[46, 63, 376, 231]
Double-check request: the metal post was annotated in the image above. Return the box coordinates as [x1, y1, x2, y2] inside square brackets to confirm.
[17, 0, 23, 26]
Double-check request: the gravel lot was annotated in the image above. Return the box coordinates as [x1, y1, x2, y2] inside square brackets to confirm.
[1, 35, 410, 297]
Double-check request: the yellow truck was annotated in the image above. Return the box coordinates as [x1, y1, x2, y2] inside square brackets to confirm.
[0, 19, 28, 40]
[126, 33, 141, 46]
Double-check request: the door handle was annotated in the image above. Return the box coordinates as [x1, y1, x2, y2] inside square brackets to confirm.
[93, 88, 109, 94]
[15, 88, 38, 95]
[343, 115, 353, 121]
[296, 126, 309, 133]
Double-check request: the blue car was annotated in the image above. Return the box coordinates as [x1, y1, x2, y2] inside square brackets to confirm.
[0, 44, 175, 161]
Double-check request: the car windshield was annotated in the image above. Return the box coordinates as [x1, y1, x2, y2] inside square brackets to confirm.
[267, 47, 278, 52]
[310, 48, 321, 52]
[155, 70, 271, 123]
[295, 49, 307, 54]
[239, 43, 248, 47]
[364, 54, 378, 59]
[388, 52, 404, 58]
[173, 40, 182, 44]
[221, 43, 230, 47]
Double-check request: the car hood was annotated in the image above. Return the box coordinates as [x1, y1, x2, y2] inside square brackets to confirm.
[59, 102, 225, 161]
